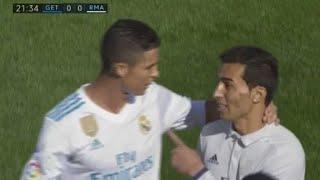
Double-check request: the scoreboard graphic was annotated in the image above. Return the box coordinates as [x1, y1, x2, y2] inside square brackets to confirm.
[13, 3, 108, 14]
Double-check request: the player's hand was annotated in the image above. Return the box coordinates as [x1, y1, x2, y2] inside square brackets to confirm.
[263, 101, 280, 125]
[167, 130, 205, 176]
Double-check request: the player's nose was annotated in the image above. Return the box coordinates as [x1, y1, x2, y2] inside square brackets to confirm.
[214, 82, 225, 99]
[151, 67, 160, 80]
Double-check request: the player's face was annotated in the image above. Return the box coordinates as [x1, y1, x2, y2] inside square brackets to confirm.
[123, 48, 159, 95]
[213, 63, 253, 122]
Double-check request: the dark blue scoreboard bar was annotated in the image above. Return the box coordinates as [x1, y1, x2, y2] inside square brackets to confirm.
[13, 3, 108, 14]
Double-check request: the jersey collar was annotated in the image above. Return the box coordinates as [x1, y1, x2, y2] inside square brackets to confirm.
[227, 123, 274, 147]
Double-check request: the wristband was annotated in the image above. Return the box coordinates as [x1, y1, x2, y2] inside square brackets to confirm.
[192, 167, 208, 180]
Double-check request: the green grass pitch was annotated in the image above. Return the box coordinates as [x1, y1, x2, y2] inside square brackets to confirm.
[1, 0, 319, 179]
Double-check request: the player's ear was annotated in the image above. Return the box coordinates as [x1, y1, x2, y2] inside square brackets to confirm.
[113, 62, 129, 78]
[250, 86, 266, 104]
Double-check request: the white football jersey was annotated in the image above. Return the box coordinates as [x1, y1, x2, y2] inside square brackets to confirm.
[21, 83, 205, 180]
[197, 120, 305, 180]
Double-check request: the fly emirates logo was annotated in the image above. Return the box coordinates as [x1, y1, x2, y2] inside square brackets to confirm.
[90, 151, 154, 180]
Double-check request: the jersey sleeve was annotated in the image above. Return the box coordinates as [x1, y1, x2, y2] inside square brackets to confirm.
[165, 100, 206, 131]
[186, 100, 206, 127]
[161, 92, 191, 131]
[21, 117, 71, 180]
[154, 83, 205, 132]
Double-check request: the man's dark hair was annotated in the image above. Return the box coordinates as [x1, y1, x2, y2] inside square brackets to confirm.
[219, 46, 278, 105]
[242, 172, 278, 180]
[100, 19, 161, 74]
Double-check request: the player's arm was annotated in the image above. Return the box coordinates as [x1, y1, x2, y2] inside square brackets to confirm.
[21, 117, 70, 180]
[159, 95, 217, 130]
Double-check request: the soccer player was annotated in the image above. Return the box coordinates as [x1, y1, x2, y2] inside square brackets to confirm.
[168, 46, 305, 180]
[21, 20, 277, 180]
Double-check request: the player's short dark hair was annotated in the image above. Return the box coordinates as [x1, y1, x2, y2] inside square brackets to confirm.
[242, 172, 278, 180]
[219, 46, 278, 105]
[100, 19, 161, 75]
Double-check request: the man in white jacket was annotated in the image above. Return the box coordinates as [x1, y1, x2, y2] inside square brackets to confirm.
[169, 46, 305, 180]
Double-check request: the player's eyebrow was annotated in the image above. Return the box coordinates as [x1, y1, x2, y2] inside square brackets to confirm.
[146, 62, 157, 69]
[220, 77, 234, 83]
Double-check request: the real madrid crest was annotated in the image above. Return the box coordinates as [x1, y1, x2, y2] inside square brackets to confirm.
[138, 115, 151, 134]
[80, 115, 98, 137]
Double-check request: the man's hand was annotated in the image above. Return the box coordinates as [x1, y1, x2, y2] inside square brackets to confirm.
[263, 101, 280, 124]
[167, 130, 205, 176]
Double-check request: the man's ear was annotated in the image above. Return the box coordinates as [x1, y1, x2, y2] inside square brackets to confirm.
[112, 63, 129, 78]
[251, 86, 267, 104]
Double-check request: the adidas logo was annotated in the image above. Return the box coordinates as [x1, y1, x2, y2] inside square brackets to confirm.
[90, 139, 104, 150]
[207, 154, 219, 165]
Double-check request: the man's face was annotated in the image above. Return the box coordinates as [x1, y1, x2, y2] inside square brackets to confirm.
[214, 63, 253, 121]
[123, 48, 159, 95]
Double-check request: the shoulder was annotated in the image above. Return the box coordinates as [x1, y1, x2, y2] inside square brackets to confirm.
[143, 82, 190, 104]
[267, 124, 304, 155]
[263, 124, 305, 166]
[198, 120, 230, 152]
[260, 124, 305, 177]
[145, 82, 180, 97]
[201, 120, 230, 137]
[45, 89, 87, 123]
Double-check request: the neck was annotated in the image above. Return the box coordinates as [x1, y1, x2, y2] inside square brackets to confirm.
[85, 74, 129, 114]
[232, 104, 265, 135]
